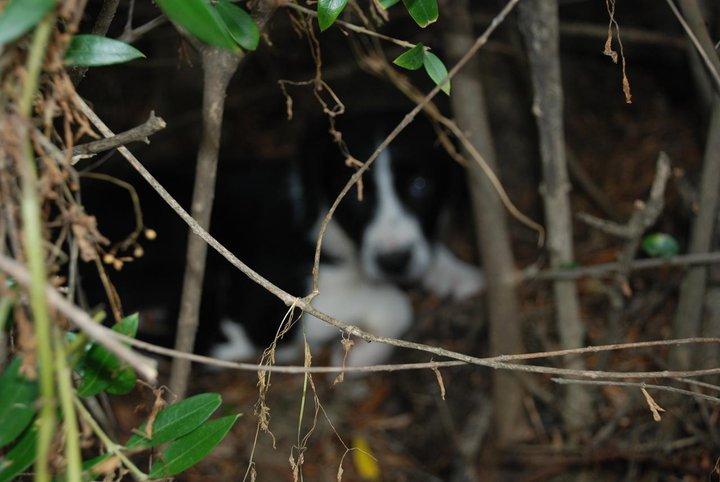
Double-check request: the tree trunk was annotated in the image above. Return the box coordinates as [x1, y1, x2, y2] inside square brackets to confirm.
[443, 0, 525, 448]
[518, 0, 594, 432]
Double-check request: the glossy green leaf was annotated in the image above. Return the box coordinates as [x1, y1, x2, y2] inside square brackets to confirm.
[317, 0, 349, 31]
[378, 0, 400, 8]
[642, 233, 680, 258]
[393, 43, 424, 70]
[0, 358, 38, 448]
[126, 393, 222, 449]
[401, 0, 438, 27]
[155, 0, 239, 51]
[0, 424, 37, 482]
[77, 314, 138, 397]
[0, 0, 54, 46]
[423, 51, 450, 94]
[64, 35, 145, 67]
[215, 0, 259, 51]
[149, 414, 240, 478]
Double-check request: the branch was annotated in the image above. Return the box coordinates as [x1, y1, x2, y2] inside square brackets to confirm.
[71, 112, 166, 163]
[527, 251, 720, 281]
[0, 254, 158, 382]
[72, 93, 720, 383]
[552, 378, 720, 405]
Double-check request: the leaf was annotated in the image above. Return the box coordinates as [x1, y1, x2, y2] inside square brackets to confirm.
[77, 313, 138, 397]
[352, 436, 380, 481]
[155, 0, 239, 52]
[393, 43, 424, 70]
[317, 0, 349, 31]
[82, 453, 120, 476]
[126, 393, 222, 449]
[215, 0, 259, 51]
[641, 233, 680, 258]
[0, 424, 37, 482]
[641, 387, 665, 422]
[0, 357, 38, 448]
[64, 35, 145, 67]
[423, 51, 450, 95]
[401, 0, 438, 28]
[148, 414, 240, 478]
[378, 0, 400, 8]
[0, 0, 54, 47]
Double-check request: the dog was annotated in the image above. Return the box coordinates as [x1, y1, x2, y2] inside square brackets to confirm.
[210, 113, 485, 367]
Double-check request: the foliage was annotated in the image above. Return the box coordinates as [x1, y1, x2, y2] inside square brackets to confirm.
[0, 315, 239, 480]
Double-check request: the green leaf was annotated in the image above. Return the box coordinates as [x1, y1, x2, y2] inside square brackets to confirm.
[155, 0, 239, 51]
[317, 0, 349, 31]
[215, 0, 259, 51]
[0, 357, 38, 449]
[393, 43, 424, 70]
[64, 35, 145, 67]
[423, 51, 450, 95]
[641, 233, 680, 258]
[401, 0, 438, 28]
[379, 0, 400, 8]
[0, 0, 54, 47]
[0, 424, 37, 482]
[77, 314, 138, 397]
[149, 414, 240, 478]
[126, 393, 222, 449]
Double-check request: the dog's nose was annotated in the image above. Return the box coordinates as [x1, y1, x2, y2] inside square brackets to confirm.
[376, 248, 412, 276]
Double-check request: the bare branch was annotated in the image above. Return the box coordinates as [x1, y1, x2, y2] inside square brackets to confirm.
[553, 377, 720, 405]
[71, 112, 166, 162]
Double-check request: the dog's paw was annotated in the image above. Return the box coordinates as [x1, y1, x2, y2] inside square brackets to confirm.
[423, 245, 485, 300]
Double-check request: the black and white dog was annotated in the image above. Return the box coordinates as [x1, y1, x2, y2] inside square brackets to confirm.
[209, 113, 484, 367]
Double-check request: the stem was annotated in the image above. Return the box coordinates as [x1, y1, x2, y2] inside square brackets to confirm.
[54, 330, 81, 482]
[73, 396, 149, 481]
[18, 15, 56, 482]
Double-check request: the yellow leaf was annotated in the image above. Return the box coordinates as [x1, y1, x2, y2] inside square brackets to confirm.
[352, 435, 381, 481]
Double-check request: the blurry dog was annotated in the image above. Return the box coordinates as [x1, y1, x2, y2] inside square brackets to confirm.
[211, 113, 484, 367]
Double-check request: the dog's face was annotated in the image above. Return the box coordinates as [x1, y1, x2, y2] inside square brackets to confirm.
[317, 115, 454, 284]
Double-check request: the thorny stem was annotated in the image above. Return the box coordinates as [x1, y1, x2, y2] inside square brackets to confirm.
[73, 396, 149, 481]
[54, 330, 82, 482]
[18, 15, 56, 482]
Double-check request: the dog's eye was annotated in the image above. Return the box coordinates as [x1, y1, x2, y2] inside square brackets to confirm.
[408, 176, 429, 199]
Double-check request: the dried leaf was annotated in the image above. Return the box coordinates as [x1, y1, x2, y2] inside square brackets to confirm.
[641, 387, 665, 422]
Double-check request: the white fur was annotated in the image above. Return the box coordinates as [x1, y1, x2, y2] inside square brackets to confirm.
[422, 244, 485, 300]
[210, 319, 257, 361]
[361, 150, 431, 282]
[302, 261, 412, 367]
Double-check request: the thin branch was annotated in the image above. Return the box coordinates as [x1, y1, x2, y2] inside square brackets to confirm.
[0, 254, 158, 382]
[552, 377, 720, 405]
[71, 112, 166, 162]
[665, 0, 720, 91]
[72, 92, 720, 383]
[117, 15, 167, 44]
[280, 1, 415, 49]
[527, 250, 720, 281]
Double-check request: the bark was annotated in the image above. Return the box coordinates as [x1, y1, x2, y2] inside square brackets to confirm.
[518, 0, 594, 432]
[671, 0, 720, 370]
[443, 0, 525, 448]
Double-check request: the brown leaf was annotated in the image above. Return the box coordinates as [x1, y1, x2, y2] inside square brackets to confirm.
[641, 387, 665, 422]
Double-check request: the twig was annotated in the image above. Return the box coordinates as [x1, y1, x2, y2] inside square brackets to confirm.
[117, 15, 167, 44]
[280, 1, 415, 49]
[71, 112, 166, 162]
[17, 15, 56, 482]
[665, 0, 720, 91]
[527, 251, 720, 281]
[0, 254, 158, 382]
[552, 377, 720, 405]
[74, 396, 148, 481]
[72, 92, 720, 383]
